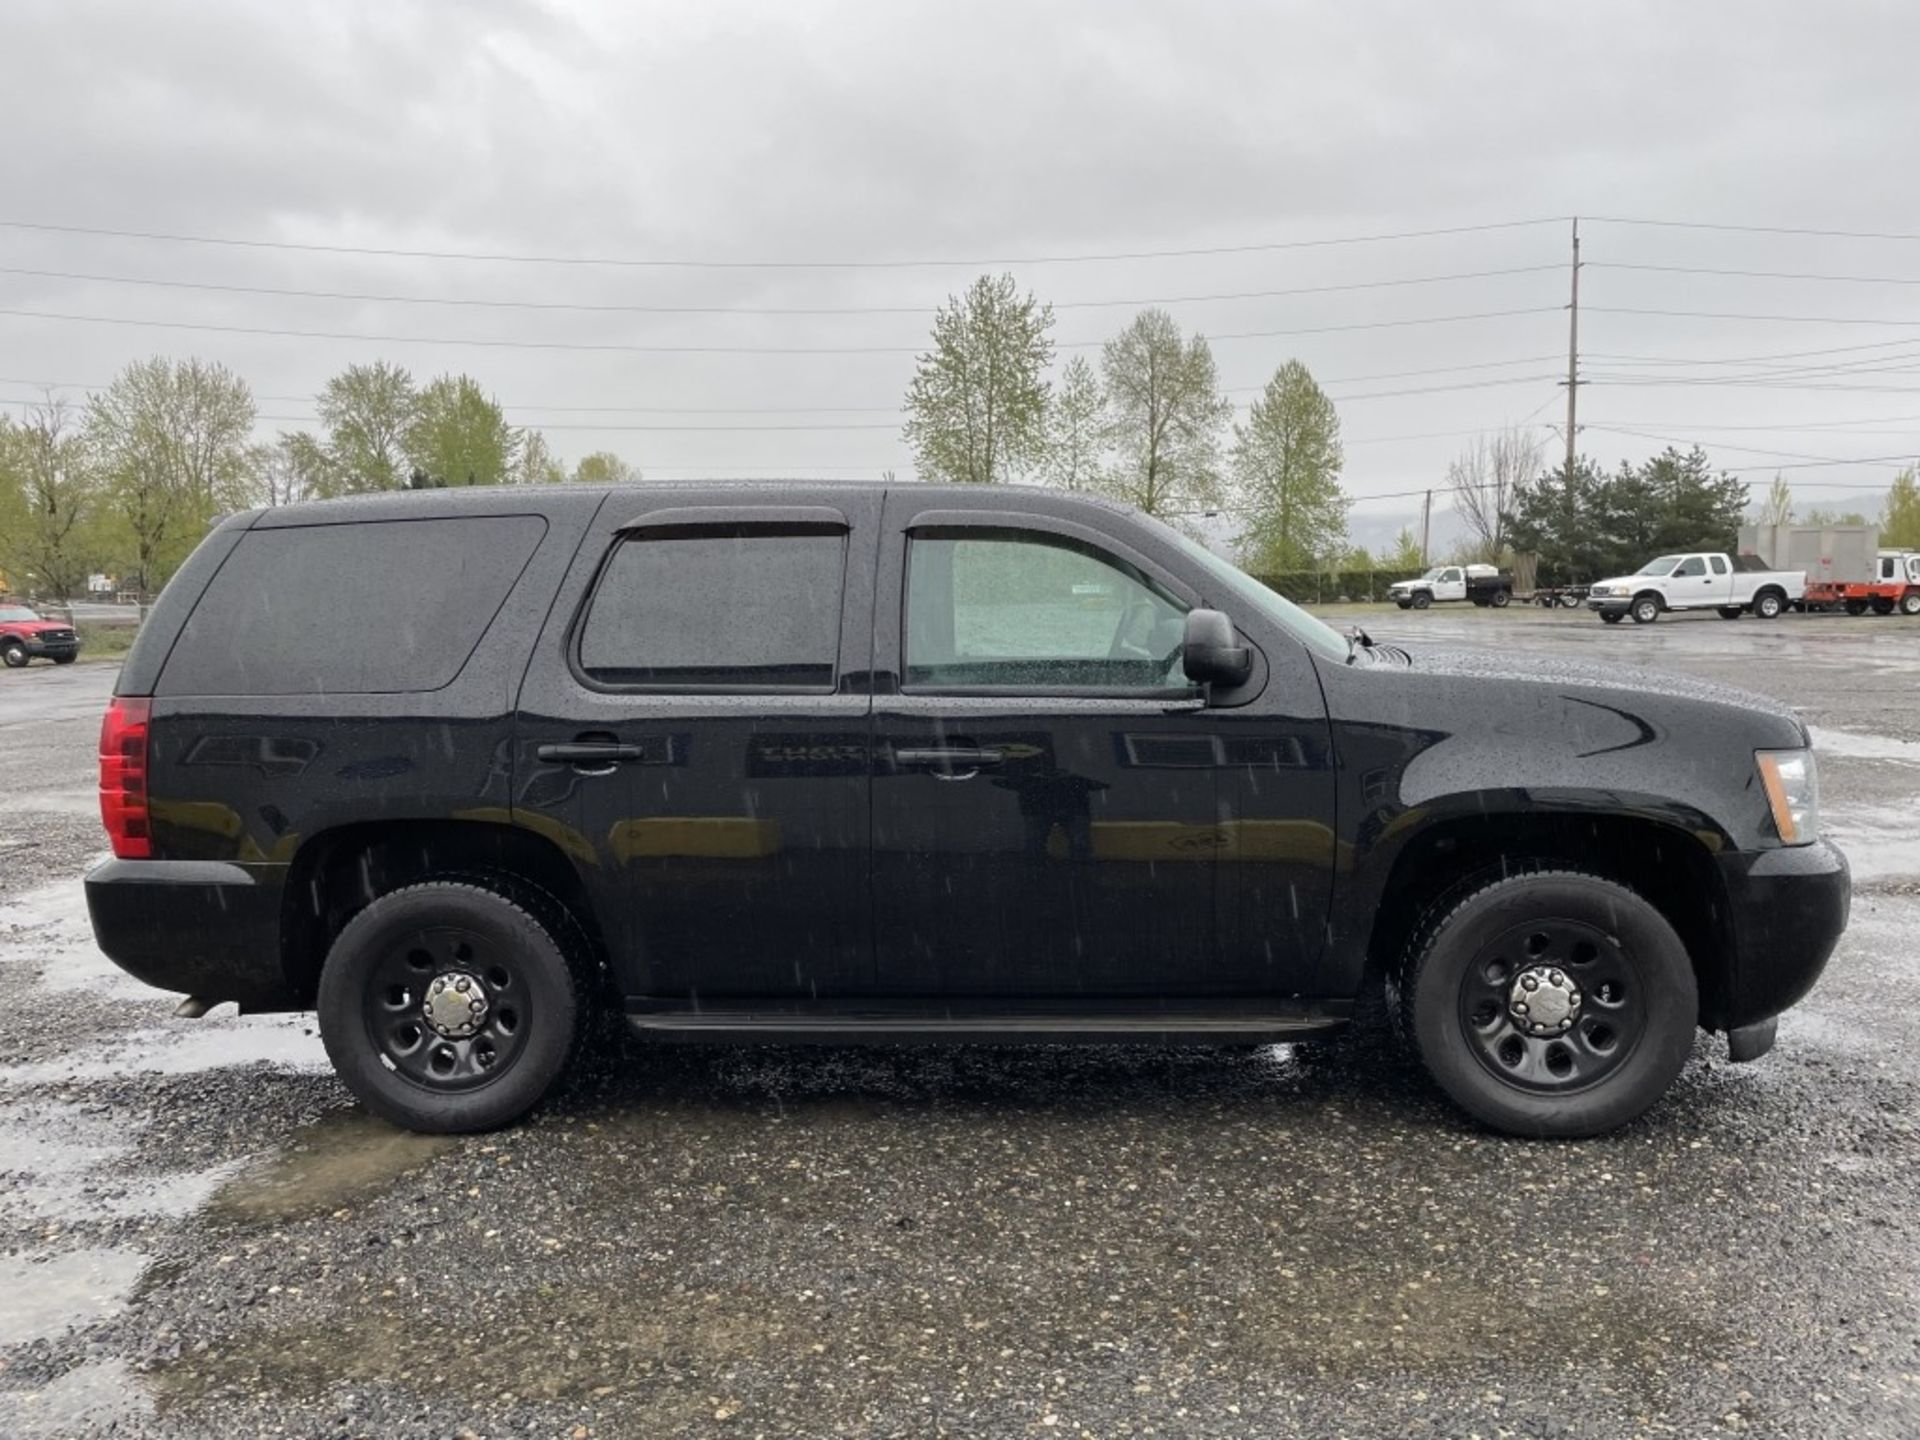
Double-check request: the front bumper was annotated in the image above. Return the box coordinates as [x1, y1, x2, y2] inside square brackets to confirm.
[1586, 596, 1628, 613]
[1710, 838, 1850, 1032]
[21, 637, 79, 658]
[84, 858, 300, 1012]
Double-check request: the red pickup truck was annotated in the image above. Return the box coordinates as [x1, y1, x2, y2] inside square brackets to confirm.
[0, 604, 81, 667]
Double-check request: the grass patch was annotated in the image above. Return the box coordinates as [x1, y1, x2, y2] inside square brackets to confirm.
[77, 623, 139, 660]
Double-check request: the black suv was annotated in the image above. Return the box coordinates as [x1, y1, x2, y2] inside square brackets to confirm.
[85, 484, 1849, 1137]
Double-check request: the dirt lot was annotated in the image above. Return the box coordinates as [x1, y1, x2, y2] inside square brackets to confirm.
[2, 611, 1918, 1439]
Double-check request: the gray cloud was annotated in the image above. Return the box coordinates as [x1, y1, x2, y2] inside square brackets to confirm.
[4, 0, 1918, 522]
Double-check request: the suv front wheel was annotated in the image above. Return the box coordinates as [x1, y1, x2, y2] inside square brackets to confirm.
[1392, 871, 1697, 1138]
[318, 879, 591, 1133]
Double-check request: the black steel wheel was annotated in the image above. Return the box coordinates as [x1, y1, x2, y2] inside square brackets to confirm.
[1411, 591, 1432, 610]
[1844, 598, 1868, 617]
[1392, 870, 1697, 1138]
[318, 879, 591, 1133]
[1599, 611, 1623, 624]
[1717, 606, 1743, 620]
[1490, 589, 1511, 608]
[1870, 597, 1896, 616]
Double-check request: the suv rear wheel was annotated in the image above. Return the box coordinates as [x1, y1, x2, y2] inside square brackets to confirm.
[317, 879, 591, 1133]
[1391, 871, 1697, 1138]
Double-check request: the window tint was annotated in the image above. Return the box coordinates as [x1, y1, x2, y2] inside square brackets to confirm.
[160, 516, 545, 697]
[905, 531, 1189, 691]
[1675, 556, 1707, 577]
[1709, 555, 1729, 575]
[578, 529, 844, 690]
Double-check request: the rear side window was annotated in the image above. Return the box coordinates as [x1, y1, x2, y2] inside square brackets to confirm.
[577, 528, 845, 690]
[1709, 555, 1729, 575]
[159, 516, 545, 696]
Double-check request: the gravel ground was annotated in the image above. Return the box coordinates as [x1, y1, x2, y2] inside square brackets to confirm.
[1, 612, 1918, 1439]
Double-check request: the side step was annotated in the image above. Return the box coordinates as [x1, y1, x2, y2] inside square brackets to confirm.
[624, 998, 1350, 1045]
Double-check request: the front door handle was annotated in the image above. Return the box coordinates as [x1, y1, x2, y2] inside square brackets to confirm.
[537, 740, 644, 771]
[895, 746, 1006, 779]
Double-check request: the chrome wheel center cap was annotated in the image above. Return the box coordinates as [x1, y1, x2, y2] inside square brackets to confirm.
[423, 971, 488, 1038]
[1509, 965, 1581, 1036]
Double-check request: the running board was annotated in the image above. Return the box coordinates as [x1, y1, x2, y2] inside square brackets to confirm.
[624, 1000, 1349, 1045]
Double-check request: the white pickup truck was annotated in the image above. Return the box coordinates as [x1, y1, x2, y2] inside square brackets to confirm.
[1585, 552, 1807, 625]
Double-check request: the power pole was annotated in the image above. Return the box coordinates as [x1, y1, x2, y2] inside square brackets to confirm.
[1562, 216, 1582, 476]
[1420, 488, 1432, 566]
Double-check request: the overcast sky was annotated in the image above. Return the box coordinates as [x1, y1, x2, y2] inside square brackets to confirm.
[4, 0, 1918, 542]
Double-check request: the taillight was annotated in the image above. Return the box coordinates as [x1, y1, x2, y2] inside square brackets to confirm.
[99, 696, 152, 859]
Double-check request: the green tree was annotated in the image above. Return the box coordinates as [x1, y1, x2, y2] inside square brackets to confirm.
[1100, 309, 1231, 519]
[901, 273, 1054, 484]
[259, 432, 335, 507]
[572, 451, 642, 485]
[0, 398, 99, 600]
[1379, 526, 1426, 570]
[1231, 360, 1347, 571]
[1759, 474, 1794, 527]
[1038, 355, 1107, 492]
[85, 357, 257, 595]
[1881, 466, 1920, 548]
[1503, 457, 1610, 586]
[405, 375, 517, 487]
[1803, 508, 1869, 526]
[1634, 446, 1748, 554]
[316, 361, 418, 493]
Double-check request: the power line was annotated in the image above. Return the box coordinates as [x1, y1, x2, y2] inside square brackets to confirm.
[1592, 261, 1920, 288]
[0, 303, 1565, 355]
[1588, 305, 1920, 329]
[0, 214, 1570, 270]
[1587, 215, 1920, 244]
[0, 261, 1564, 316]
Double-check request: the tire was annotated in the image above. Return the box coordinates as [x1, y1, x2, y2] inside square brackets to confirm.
[0, 640, 26, 669]
[1630, 595, 1660, 624]
[1390, 870, 1697, 1138]
[317, 878, 592, 1133]
[52, 653, 77, 664]
[1394, 599, 1412, 610]
[1599, 611, 1624, 624]
[1753, 589, 1784, 620]
[1559, 594, 1580, 609]
[1411, 592, 1432, 611]
[1716, 606, 1743, 620]
[1844, 599, 1868, 617]
[1902, 590, 1920, 617]
[1490, 589, 1510, 609]
[1870, 597, 1896, 616]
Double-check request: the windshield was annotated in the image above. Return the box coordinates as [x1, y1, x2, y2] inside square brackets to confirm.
[1155, 524, 1352, 662]
[0, 607, 42, 623]
[1421, 566, 1448, 580]
[1636, 556, 1685, 575]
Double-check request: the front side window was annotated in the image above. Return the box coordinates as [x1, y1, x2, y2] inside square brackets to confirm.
[579, 528, 845, 690]
[1442, 568, 1462, 583]
[905, 531, 1188, 691]
[1674, 557, 1707, 577]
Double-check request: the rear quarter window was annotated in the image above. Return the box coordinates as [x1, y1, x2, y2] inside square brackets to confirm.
[158, 515, 546, 696]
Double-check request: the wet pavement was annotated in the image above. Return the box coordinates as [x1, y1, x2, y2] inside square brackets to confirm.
[1, 611, 1918, 1438]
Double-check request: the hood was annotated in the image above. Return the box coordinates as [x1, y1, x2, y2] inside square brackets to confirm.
[1585, 574, 1648, 593]
[2, 618, 72, 637]
[1369, 641, 1802, 726]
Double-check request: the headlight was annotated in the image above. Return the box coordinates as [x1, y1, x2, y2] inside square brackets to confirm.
[1757, 748, 1819, 845]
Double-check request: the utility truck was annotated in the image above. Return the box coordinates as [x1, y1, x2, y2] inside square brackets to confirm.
[1387, 563, 1513, 610]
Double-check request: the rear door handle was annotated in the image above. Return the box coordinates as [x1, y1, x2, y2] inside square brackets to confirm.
[537, 741, 644, 768]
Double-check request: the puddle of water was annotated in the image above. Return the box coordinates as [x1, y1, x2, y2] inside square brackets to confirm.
[0, 1359, 152, 1438]
[1809, 726, 1920, 765]
[0, 1014, 327, 1085]
[1823, 804, 1920, 883]
[0, 1249, 147, 1347]
[0, 1102, 241, 1226]
[207, 1109, 457, 1225]
[0, 867, 152, 999]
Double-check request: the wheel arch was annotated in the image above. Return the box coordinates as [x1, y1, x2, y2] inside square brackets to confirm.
[280, 818, 609, 1007]
[1357, 808, 1735, 1030]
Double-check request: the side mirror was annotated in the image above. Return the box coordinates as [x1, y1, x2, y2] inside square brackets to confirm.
[1182, 608, 1251, 689]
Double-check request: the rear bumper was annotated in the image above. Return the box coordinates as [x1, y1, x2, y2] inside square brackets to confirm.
[1711, 839, 1850, 1031]
[84, 858, 299, 1012]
